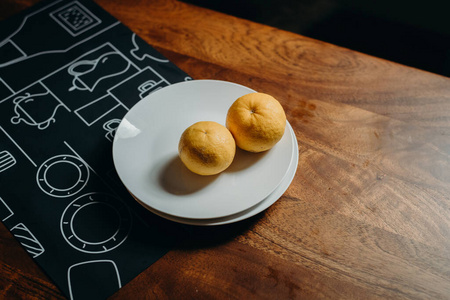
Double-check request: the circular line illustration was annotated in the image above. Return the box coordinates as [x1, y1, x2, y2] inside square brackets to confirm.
[60, 192, 132, 254]
[36, 154, 89, 198]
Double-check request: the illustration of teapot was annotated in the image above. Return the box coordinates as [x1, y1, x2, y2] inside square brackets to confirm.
[11, 91, 63, 130]
[68, 52, 130, 92]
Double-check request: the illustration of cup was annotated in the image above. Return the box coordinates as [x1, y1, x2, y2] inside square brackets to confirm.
[103, 119, 122, 142]
[138, 80, 163, 98]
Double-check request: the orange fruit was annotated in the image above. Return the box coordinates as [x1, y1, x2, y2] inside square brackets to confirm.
[226, 93, 286, 152]
[178, 121, 236, 175]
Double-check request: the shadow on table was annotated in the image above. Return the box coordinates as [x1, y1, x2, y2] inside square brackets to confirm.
[130, 191, 265, 249]
[175, 213, 265, 249]
[148, 211, 265, 249]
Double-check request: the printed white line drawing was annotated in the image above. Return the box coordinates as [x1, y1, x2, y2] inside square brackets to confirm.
[0, 0, 63, 45]
[130, 33, 169, 63]
[10, 223, 45, 258]
[103, 119, 121, 142]
[9, 81, 71, 129]
[49, 1, 101, 37]
[0, 41, 120, 106]
[0, 6, 118, 69]
[68, 51, 131, 92]
[36, 154, 89, 198]
[0, 150, 16, 173]
[138, 80, 162, 98]
[0, 40, 140, 106]
[107, 66, 170, 109]
[44, 82, 71, 112]
[69, 44, 171, 125]
[11, 91, 64, 130]
[0, 197, 14, 222]
[0, 126, 37, 167]
[67, 260, 121, 300]
[0, 0, 63, 67]
[60, 192, 132, 254]
[74, 94, 121, 126]
[108, 42, 140, 71]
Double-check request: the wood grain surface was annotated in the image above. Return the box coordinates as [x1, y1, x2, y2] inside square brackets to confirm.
[1, 0, 450, 299]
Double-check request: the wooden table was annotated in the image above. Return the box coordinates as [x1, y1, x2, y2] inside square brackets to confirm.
[1, 0, 450, 299]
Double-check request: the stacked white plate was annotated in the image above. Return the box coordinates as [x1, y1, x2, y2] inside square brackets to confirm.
[112, 80, 298, 226]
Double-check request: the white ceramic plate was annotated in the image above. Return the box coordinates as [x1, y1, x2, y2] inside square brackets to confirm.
[133, 124, 298, 226]
[113, 80, 293, 219]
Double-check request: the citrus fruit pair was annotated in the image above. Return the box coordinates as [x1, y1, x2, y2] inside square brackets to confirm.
[178, 93, 286, 176]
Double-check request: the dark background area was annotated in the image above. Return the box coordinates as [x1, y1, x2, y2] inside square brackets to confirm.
[182, 0, 450, 77]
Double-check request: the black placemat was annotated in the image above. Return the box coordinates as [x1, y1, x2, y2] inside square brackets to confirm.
[0, 0, 191, 298]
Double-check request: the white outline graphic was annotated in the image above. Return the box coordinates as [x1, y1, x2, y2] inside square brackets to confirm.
[60, 192, 132, 254]
[74, 94, 121, 126]
[49, 1, 101, 37]
[11, 92, 63, 130]
[36, 154, 89, 198]
[0, 13, 119, 69]
[130, 33, 169, 63]
[69, 48, 171, 127]
[103, 119, 121, 142]
[0, 197, 14, 222]
[0, 24, 120, 104]
[0, 0, 64, 48]
[68, 51, 131, 92]
[137, 80, 162, 98]
[10, 223, 45, 258]
[1, 41, 172, 128]
[9, 81, 70, 130]
[67, 260, 121, 300]
[0, 150, 16, 173]
[107, 66, 170, 109]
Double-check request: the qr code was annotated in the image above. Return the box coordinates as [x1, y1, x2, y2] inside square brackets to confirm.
[50, 1, 101, 36]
